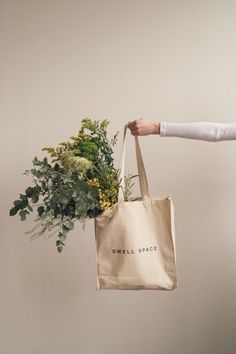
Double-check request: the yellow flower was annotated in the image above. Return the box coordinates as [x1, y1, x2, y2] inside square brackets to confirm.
[88, 178, 100, 186]
[88, 178, 111, 211]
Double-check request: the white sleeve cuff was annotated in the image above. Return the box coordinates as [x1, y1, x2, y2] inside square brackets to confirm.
[159, 122, 167, 137]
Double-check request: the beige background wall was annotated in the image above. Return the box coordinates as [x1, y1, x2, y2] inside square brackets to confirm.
[1, 1, 236, 353]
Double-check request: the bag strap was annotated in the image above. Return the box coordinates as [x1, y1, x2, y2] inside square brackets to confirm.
[118, 123, 151, 202]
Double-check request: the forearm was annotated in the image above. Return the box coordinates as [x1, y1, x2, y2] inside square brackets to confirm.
[159, 121, 236, 141]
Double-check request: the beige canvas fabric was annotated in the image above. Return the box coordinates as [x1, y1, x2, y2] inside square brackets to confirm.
[94, 124, 177, 290]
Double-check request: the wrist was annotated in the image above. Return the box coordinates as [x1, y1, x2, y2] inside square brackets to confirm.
[153, 122, 160, 134]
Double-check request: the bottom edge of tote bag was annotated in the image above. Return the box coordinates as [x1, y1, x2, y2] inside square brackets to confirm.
[96, 274, 177, 290]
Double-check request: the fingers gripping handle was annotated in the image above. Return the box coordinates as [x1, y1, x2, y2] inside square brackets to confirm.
[118, 124, 150, 202]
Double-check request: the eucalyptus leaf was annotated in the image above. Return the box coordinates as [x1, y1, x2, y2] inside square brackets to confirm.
[32, 195, 39, 203]
[13, 200, 22, 208]
[37, 206, 44, 217]
[63, 220, 74, 230]
[19, 210, 27, 221]
[58, 232, 67, 241]
[9, 206, 18, 216]
[56, 240, 65, 247]
[25, 187, 35, 197]
[57, 245, 63, 253]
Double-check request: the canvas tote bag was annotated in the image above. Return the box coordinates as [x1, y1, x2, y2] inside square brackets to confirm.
[94, 123, 177, 290]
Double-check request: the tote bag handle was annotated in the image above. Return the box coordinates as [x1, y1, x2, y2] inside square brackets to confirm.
[118, 123, 151, 202]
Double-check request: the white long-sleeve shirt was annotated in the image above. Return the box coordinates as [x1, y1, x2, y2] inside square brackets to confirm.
[160, 122, 236, 142]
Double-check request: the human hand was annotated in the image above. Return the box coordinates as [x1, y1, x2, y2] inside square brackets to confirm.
[127, 118, 160, 136]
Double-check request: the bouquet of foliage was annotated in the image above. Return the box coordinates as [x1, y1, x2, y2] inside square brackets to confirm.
[9, 118, 137, 253]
